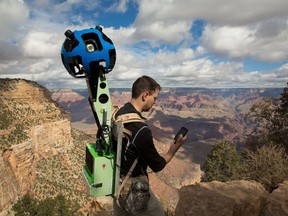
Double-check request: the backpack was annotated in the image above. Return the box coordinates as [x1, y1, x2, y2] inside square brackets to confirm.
[111, 106, 148, 199]
[111, 106, 146, 154]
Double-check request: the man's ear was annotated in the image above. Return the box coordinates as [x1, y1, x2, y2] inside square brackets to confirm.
[142, 91, 149, 101]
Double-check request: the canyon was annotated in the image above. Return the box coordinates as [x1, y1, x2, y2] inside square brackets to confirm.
[0, 78, 286, 215]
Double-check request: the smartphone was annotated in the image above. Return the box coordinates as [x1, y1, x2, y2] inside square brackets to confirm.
[174, 127, 188, 144]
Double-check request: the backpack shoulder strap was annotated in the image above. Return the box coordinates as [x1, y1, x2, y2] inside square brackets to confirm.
[112, 105, 145, 123]
[114, 112, 145, 124]
[114, 125, 148, 199]
[112, 106, 146, 137]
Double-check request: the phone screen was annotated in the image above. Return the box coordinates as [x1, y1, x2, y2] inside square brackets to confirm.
[174, 127, 188, 143]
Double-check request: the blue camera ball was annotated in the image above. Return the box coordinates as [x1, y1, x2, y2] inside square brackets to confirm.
[61, 26, 116, 78]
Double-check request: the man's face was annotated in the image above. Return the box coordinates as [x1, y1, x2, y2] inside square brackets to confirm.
[143, 89, 159, 112]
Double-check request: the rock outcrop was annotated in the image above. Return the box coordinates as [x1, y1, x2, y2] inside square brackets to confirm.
[261, 181, 288, 216]
[175, 180, 288, 216]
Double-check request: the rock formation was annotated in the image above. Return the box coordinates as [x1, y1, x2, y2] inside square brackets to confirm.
[0, 79, 72, 214]
[175, 180, 288, 216]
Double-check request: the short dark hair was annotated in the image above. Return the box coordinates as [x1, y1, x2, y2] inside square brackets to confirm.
[132, 76, 161, 99]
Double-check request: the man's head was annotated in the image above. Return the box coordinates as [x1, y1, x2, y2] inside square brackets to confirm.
[131, 76, 161, 112]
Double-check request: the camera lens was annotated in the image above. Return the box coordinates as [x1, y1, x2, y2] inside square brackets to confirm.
[86, 44, 95, 52]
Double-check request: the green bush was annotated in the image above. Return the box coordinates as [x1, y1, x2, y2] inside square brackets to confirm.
[12, 194, 82, 216]
[12, 194, 38, 216]
[201, 140, 245, 182]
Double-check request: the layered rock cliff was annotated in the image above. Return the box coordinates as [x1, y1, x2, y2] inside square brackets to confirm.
[0, 79, 72, 214]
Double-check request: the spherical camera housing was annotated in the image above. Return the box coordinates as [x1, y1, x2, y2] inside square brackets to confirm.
[61, 26, 116, 78]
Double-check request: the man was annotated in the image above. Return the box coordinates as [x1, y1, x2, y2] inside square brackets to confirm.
[113, 75, 187, 216]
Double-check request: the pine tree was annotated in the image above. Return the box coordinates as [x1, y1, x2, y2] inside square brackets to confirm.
[245, 83, 288, 152]
[202, 141, 244, 182]
[279, 82, 288, 112]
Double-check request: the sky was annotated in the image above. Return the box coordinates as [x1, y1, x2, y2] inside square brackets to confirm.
[0, 0, 287, 89]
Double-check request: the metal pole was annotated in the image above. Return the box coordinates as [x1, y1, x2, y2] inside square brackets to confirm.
[114, 122, 123, 195]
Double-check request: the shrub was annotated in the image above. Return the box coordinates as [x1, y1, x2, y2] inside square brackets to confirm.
[242, 143, 288, 192]
[12, 194, 82, 216]
[12, 194, 38, 216]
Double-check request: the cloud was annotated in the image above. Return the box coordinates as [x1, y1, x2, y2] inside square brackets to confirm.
[0, 60, 19, 72]
[135, 0, 288, 26]
[0, 0, 29, 61]
[133, 0, 288, 61]
[0, 40, 23, 61]
[28, 59, 54, 73]
[110, 46, 283, 88]
[133, 21, 192, 45]
[202, 25, 254, 59]
[275, 63, 288, 78]
[107, 0, 130, 13]
[156, 58, 245, 87]
[22, 31, 63, 58]
[104, 26, 137, 47]
[110, 42, 286, 88]
[0, 0, 287, 89]
[0, 0, 29, 38]
[202, 21, 288, 62]
[54, 0, 83, 13]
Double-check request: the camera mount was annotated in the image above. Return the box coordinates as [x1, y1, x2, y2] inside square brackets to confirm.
[61, 26, 118, 197]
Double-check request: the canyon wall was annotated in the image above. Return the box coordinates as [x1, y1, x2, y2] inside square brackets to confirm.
[0, 79, 72, 214]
